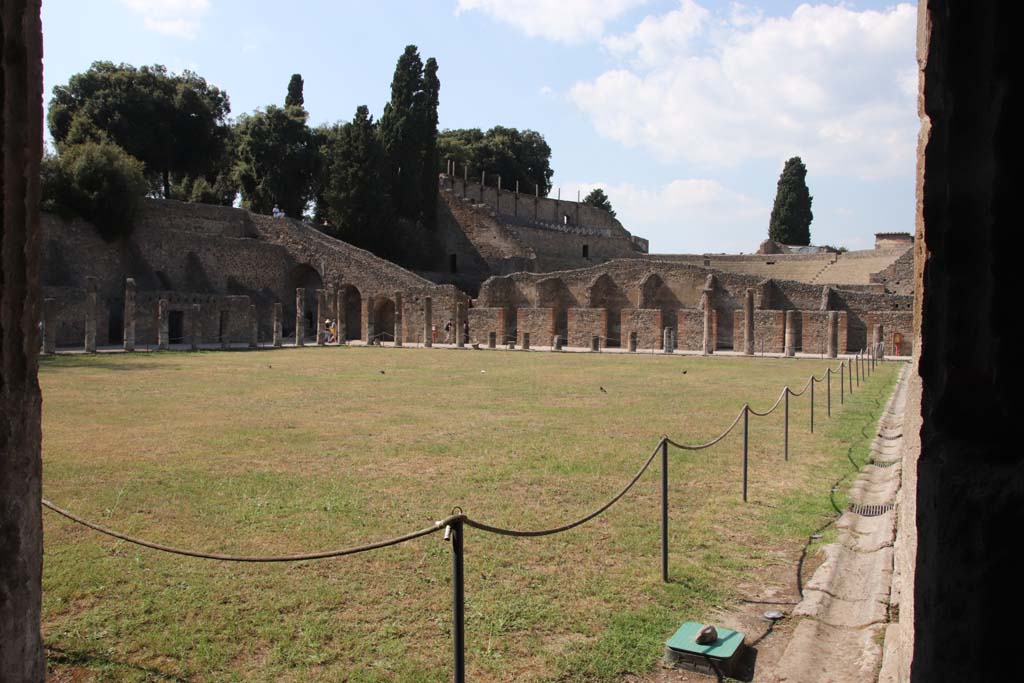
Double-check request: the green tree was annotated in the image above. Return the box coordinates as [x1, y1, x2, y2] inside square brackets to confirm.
[47, 62, 231, 199]
[438, 126, 553, 196]
[315, 106, 393, 252]
[768, 156, 813, 246]
[286, 74, 304, 109]
[41, 141, 148, 241]
[378, 45, 440, 227]
[233, 104, 317, 218]
[583, 188, 616, 217]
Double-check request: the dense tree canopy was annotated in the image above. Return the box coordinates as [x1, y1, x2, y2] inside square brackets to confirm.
[233, 103, 318, 218]
[378, 46, 440, 227]
[315, 106, 393, 252]
[286, 74, 304, 109]
[47, 62, 231, 199]
[583, 188, 615, 217]
[438, 126, 553, 196]
[768, 157, 813, 246]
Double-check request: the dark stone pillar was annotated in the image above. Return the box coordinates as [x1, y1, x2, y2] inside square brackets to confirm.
[827, 311, 839, 359]
[41, 298, 55, 354]
[629, 331, 638, 353]
[663, 327, 672, 354]
[872, 323, 883, 359]
[523, 332, 530, 350]
[295, 287, 305, 346]
[84, 276, 97, 352]
[336, 287, 347, 344]
[455, 301, 465, 348]
[394, 292, 403, 347]
[316, 289, 325, 345]
[272, 302, 282, 347]
[157, 299, 169, 350]
[190, 304, 200, 351]
[423, 296, 432, 347]
[123, 278, 136, 351]
[701, 294, 713, 355]
[743, 288, 755, 355]
[0, 2, 46, 678]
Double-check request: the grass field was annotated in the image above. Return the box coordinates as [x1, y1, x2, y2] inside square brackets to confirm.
[39, 347, 899, 682]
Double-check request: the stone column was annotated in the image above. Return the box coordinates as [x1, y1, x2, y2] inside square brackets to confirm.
[590, 335, 599, 352]
[553, 334, 562, 351]
[42, 298, 55, 354]
[423, 296, 433, 347]
[628, 331, 638, 353]
[220, 310, 231, 350]
[827, 311, 839, 358]
[123, 278, 136, 351]
[316, 289, 325, 345]
[336, 288, 347, 344]
[873, 323, 884, 359]
[784, 310, 797, 357]
[743, 288, 755, 355]
[295, 288, 305, 346]
[490, 332, 498, 349]
[702, 293, 714, 355]
[663, 327, 672, 354]
[272, 303, 282, 347]
[455, 301, 466, 348]
[190, 304, 200, 351]
[157, 299, 169, 350]
[84, 276, 97, 352]
[249, 305, 258, 349]
[523, 332, 531, 350]
[394, 292, 403, 347]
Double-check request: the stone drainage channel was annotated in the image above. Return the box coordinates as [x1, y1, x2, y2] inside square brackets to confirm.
[765, 364, 909, 683]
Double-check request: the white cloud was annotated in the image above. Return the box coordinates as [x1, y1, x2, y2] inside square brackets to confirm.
[121, 0, 210, 39]
[455, 0, 647, 44]
[572, 179, 767, 253]
[570, 2, 918, 179]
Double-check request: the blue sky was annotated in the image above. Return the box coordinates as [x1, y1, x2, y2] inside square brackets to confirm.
[42, 1, 918, 253]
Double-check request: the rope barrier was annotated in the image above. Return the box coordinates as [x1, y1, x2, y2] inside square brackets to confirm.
[665, 408, 746, 450]
[788, 376, 813, 397]
[747, 388, 788, 417]
[42, 499, 460, 563]
[463, 439, 665, 537]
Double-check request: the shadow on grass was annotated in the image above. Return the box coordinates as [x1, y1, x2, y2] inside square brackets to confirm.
[47, 644, 189, 682]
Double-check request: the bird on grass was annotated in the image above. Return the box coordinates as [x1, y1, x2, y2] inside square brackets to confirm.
[378, 369, 386, 375]
[599, 386, 607, 393]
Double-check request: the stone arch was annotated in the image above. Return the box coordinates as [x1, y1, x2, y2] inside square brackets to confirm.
[587, 273, 630, 346]
[535, 276, 573, 343]
[288, 263, 323, 338]
[637, 273, 681, 342]
[373, 297, 396, 343]
[341, 285, 362, 340]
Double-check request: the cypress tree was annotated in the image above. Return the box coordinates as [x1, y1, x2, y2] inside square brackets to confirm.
[768, 156, 813, 246]
[285, 74, 304, 109]
[418, 57, 440, 228]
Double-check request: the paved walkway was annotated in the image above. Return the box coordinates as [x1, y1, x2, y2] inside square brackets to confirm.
[764, 364, 909, 682]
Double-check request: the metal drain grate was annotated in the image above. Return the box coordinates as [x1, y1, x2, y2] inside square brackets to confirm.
[877, 433, 902, 440]
[871, 459, 900, 468]
[848, 502, 895, 516]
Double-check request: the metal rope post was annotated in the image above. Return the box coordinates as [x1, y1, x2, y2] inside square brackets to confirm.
[661, 438, 669, 583]
[784, 388, 790, 461]
[447, 518, 466, 683]
[810, 377, 815, 433]
[856, 351, 860, 387]
[742, 405, 749, 502]
[840, 362, 845, 404]
[827, 368, 832, 417]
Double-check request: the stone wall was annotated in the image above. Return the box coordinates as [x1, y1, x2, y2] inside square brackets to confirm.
[799, 310, 849, 355]
[732, 310, 786, 354]
[869, 248, 914, 295]
[621, 309, 662, 350]
[517, 307, 554, 347]
[567, 308, 608, 347]
[860, 311, 913, 356]
[677, 310, 707, 351]
[467, 307, 507, 345]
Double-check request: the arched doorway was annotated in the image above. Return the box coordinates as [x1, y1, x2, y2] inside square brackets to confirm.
[342, 285, 362, 341]
[587, 273, 629, 347]
[288, 263, 323, 341]
[373, 297, 396, 343]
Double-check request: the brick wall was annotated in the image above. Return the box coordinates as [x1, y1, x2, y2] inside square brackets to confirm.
[731, 310, 787, 354]
[567, 308, 608, 347]
[517, 308, 555, 347]
[467, 307, 507, 345]
[677, 310, 711, 351]
[861, 311, 914, 355]
[621, 309, 662, 350]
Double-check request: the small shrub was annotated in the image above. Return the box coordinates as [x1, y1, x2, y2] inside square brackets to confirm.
[42, 141, 148, 241]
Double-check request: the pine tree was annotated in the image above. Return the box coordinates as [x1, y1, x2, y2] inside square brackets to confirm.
[583, 188, 615, 217]
[285, 74, 304, 109]
[768, 157, 813, 245]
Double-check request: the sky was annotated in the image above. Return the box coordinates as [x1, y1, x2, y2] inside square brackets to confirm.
[41, 0, 919, 254]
